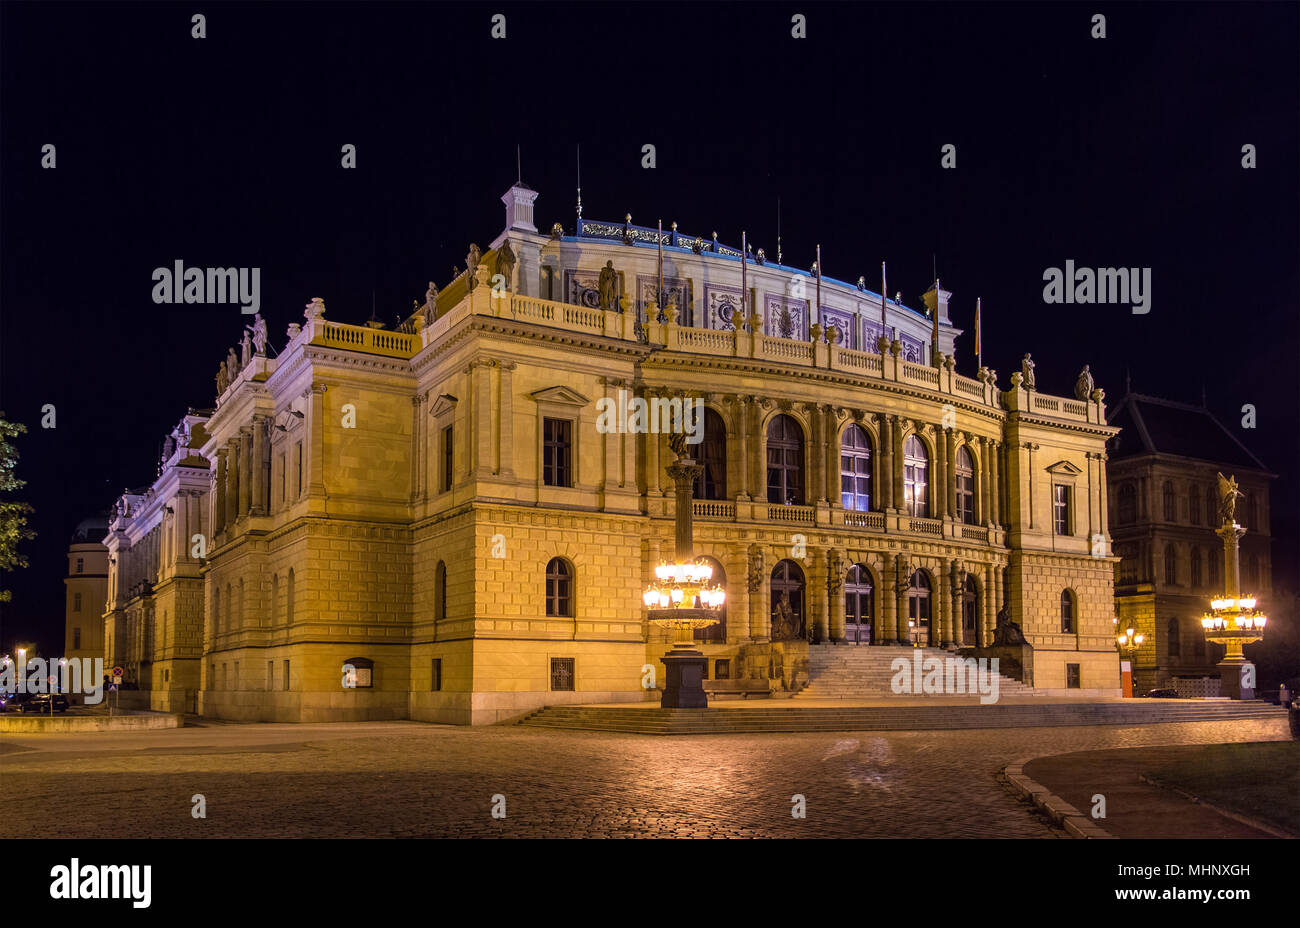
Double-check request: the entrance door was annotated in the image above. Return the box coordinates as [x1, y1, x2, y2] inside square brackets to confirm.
[770, 559, 806, 640]
[845, 564, 874, 644]
[961, 575, 979, 646]
[907, 570, 932, 646]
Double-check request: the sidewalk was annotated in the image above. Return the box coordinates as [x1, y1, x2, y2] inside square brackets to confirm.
[1023, 744, 1291, 838]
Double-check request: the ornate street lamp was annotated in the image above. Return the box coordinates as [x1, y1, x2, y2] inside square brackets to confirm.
[644, 436, 724, 708]
[1203, 474, 1267, 699]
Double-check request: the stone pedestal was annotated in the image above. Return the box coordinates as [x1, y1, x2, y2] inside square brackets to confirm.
[1217, 659, 1255, 700]
[661, 649, 708, 708]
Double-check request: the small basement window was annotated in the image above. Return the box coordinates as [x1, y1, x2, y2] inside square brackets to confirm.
[342, 657, 374, 689]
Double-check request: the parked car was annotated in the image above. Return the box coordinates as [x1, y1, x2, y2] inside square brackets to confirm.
[22, 693, 70, 713]
[0, 691, 34, 713]
[1145, 687, 1179, 699]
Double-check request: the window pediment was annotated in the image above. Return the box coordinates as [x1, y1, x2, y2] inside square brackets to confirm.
[1045, 459, 1083, 477]
[429, 394, 459, 418]
[531, 385, 590, 407]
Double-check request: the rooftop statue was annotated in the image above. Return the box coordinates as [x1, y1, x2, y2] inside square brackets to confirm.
[247, 313, 268, 356]
[425, 280, 438, 311]
[495, 240, 516, 288]
[1216, 472, 1243, 527]
[598, 260, 618, 311]
[1074, 364, 1093, 401]
[1021, 353, 1036, 391]
[226, 347, 240, 378]
[216, 361, 229, 395]
[466, 244, 481, 289]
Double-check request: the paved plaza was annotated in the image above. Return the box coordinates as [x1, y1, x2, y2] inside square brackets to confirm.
[0, 718, 1289, 838]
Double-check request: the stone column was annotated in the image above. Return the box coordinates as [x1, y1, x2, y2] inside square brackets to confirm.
[977, 563, 992, 648]
[747, 546, 767, 640]
[990, 563, 1003, 642]
[308, 383, 327, 496]
[251, 416, 267, 515]
[945, 428, 958, 520]
[1097, 451, 1109, 542]
[879, 559, 896, 643]
[936, 559, 950, 646]
[727, 546, 749, 644]
[499, 362, 516, 479]
[224, 438, 239, 528]
[807, 546, 827, 642]
[410, 394, 423, 501]
[876, 414, 892, 510]
[749, 400, 764, 499]
[979, 437, 991, 524]
[645, 402, 661, 497]
[828, 549, 846, 643]
[895, 553, 910, 644]
[472, 360, 493, 478]
[824, 407, 839, 509]
[734, 396, 749, 500]
[934, 427, 947, 520]
[990, 440, 1002, 526]
[891, 417, 905, 511]
[808, 404, 824, 504]
[951, 561, 964, 648]
[240, 426, 254, 517]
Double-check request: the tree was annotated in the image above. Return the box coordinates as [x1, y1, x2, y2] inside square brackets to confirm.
[0, 413, 36, 603]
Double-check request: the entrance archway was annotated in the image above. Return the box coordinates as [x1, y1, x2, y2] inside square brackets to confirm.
[907, 570, 932, 646]
[961, 574, 979, 646]
[770, 559, 805, 640]
[845, 564, 874, 644]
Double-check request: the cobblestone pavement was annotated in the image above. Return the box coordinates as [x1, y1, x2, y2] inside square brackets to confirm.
[0, 718, 1288, 838]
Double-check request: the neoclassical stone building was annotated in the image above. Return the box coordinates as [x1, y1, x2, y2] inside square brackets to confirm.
[1107, 390, 1274, 695]
[101, 183, 1121, 723]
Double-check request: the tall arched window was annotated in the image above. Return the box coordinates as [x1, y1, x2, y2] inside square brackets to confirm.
[1189, 547, 1202, 588]
[1162, 481, 1177, 521]
[695, 409, 727, 501]
[1060, 589, 1075, 634]
[1164, 545, 1178, 585]
[1167, 617, 1180, 658]
[286, 568, 294, 625]
[906, 570, 932, 645]
[770, 559, 805, 640]
[766, 414, 804, 505]
[955, 445, 976, 524]
[693, 556, 726, 643]
[545, 558, 573, 617]
[1117, 483, 1137, 525]
[434, 561, 447, 621]
[844, 564, 873, 644]
[839, 425, 872, 512]
[903, 436, 929, 517]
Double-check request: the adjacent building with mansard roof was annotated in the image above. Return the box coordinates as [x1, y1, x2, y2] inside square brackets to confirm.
[99, 182, 1122, 723]
[1107, 390, 1274, 695]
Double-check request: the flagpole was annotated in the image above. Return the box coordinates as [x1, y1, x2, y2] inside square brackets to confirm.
[741, 230, 748, 329]
[880, 261, 888, 349]
[975, 297, 982, 370]
[931, 277, 941, 369]
[657, 219, 664, 309]
[815, 244, 822, 332]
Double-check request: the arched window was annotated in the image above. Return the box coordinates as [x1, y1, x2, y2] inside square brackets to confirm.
[770, 559, 806, 640]
[1060, 589, 1075, 634]
[1162, 482, 1176, 521]
[1189, 548, 1202, 588]
[1117, 483, 1137, 525]
[693, 556, 726, 643]
[961, 574, 979, 645]
[955, 445, 976, 524]
[845, 564, 873, 644]
[1167, 617, 1180, 658]
[342, 656, 373, 689]
[903, 435, 929, 517]
[907, 570, 932, 644]
[1164, 545, 1177, 585]
[286, 568, 295, 625]
[766, 414, 804, 505]
[839, 425, 872, 512]
[434, 561, 447, 621]
[545, 558, 573, 617]
[695, 409, 727, 501]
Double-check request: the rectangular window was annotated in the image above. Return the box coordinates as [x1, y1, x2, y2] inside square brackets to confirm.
[296, 441, 304, 497]
[73, 592, 82, 612]
[715, 659, 731, 680]
[442, 425, 454, 492]
[233, 661, 239, 690]
[76, 557, 84, 574]
[164, 669, 170, 683]
[549, 657, 575, 691]
[282, 659, 290, 691]
[431, 658, 442, 691]
[542, 418, 573, 487]
[1066, 664, 1081, 689]
[1053, 485, 1071, 535]
[73, 627, 81, 650]
[267, 660, 274, 690]
[222, 663, 228, 690]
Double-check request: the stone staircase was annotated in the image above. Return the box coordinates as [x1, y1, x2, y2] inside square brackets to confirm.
[516, 700, 1288, 735]
[796, 644, 1039, 699]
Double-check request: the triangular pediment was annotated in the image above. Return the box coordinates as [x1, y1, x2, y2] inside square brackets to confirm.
[429, 393, 459, 418]
[530, 385, 590, 407]
[1045, 459, 1083, 476]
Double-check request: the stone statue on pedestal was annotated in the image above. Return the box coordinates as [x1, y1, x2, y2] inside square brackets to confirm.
[226, 347, 240, 378]
[993, 603, 1028, 646]
[598, 260, 618, 311]
[466, 244, 481, 290]
[495, 240, 516, 289]
[216, 361, 229, 395]
[248, 313, 268, 356]
[1216, 472, 1243, 526]
[240, 332, 252, 366]
[1021, 353, 1036, 391]
[1074, 364, 1094, 400]
[747, 544, 764, 593]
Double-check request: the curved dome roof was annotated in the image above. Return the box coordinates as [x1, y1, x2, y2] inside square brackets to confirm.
[71, 515, 110, 542]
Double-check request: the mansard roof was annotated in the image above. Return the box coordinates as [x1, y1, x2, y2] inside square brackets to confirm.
[1107, 391, 1269, 471]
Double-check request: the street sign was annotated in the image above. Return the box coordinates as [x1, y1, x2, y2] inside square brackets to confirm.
[112, 666, 124, 679]
[108, 684, 118, 692]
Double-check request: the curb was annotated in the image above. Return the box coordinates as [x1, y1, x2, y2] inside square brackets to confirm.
[1002, 764, 1114, 838]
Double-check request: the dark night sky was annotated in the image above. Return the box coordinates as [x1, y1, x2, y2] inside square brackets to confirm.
[1, 2, 1297, 654]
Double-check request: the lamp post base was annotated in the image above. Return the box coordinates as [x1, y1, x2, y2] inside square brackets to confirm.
[661, 649, 709, 708]
[1217, 658, 1256, 700]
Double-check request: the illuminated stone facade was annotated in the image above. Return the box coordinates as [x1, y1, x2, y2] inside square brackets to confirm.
[101, 184, 1122, 724]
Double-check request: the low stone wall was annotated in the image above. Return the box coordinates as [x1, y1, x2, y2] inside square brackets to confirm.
[0, 711, 182, 733]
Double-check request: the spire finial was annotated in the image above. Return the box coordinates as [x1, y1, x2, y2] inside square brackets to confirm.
[575, 145, 582, 218]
